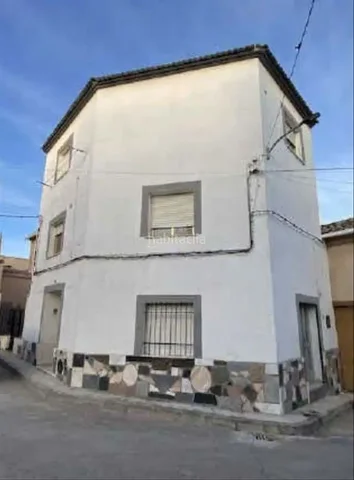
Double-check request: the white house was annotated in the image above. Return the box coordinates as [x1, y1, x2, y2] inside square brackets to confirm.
[20, 44, 340, 414]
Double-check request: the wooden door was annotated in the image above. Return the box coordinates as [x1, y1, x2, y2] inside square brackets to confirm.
[335, 306, 354, 392]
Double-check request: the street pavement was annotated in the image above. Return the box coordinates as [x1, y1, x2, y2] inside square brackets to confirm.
[0, 363, 353, 480]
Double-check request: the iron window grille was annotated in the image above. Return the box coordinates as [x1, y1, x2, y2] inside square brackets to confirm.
[143, 302, 194, 357]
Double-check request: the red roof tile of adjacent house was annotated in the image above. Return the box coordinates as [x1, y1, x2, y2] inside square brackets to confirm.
[321, 218, 354, 235]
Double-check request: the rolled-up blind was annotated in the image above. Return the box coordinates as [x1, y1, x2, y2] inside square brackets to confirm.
[151, 193, 194, 228]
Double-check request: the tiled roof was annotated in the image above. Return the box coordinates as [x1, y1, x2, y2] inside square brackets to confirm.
[42, 44, 317, 153]
[321, 218, 354, 235]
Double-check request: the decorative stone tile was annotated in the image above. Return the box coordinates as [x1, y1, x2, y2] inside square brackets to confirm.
[151, 374, 178, 393]
[109, 354, 126, 365]
[138, 374, 155, 386]
[73, 353, 85, 368]
[191, 366, 212, 393]
[229, 373, 250, 389]
[241, 396, 254, 413]
[108, 382, 136, 396]
[195, 358, 214, 366]
[243, 384, 258, 403]
[83, 358, 97, 375]
[98, 376, 109, 391]
[210, 385, 222, 396]
[91, 354, 109, 365]
[265, 363, 278, 376]
[71, 367, 84, 388]
[263, 375, 280, 404]
[148, 392, 174, 400]
[170, 378, 182, 393]
[217, 396, 242, 412]
[109, 371, 123, 384]
[138, 365, 150, 376]
[83, 374, 99, 390]
[122, 364, 138, 386]
[213, 360, 227, 366]
[171, 358, 194, 369]
[285, 381, 293, 402]
[136, 380, 149, 397]
[151, 358, 171, 371]
[174, 393, 194, 404]
[194, 393, 217, 405]
[226, 384, 244, 398]
[181, 378, 193, 394]
[211, 366, 229, 385]
[249, 364, 265, 382]
[290, 368, 300, 386]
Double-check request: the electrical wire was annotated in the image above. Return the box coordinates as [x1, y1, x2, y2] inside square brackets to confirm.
[266, 0, 317, 148]
[0, 214, 39, 219]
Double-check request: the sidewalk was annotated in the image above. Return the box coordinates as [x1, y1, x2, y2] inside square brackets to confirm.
[1, 350, 352, 437]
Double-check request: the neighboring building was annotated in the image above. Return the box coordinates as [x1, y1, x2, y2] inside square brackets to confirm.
[322, 218, 354, 392]
[21, 44, 339, 414]
[0, 251, 31, 350]
[28, 231, 38, 275]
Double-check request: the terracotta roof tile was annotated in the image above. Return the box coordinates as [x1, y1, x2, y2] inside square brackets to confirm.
[321, 217, 354, 235]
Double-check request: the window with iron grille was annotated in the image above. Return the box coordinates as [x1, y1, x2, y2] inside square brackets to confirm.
[55, 135, 73, 183]
[143, 303, 194, 357]
[135, 295, 202, 358]
[140, 181, 202, 239]
[283, 108, 305, 162]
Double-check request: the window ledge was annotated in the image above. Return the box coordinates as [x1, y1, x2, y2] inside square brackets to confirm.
[285, 144, 306, 164]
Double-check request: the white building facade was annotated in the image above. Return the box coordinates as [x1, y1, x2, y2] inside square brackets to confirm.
[20, 45, 340, 414]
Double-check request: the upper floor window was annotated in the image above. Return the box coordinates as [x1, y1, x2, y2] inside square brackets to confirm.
[140, 181, 202, 238]
[55, 135, 73, 183]
[47, 212, 66, 258]
[283, 108, 305, 162]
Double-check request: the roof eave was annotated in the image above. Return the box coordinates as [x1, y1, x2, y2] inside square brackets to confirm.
[42, 44, 317, 153]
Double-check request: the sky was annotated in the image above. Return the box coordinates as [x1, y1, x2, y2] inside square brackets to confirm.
[0, 0, 353, 257]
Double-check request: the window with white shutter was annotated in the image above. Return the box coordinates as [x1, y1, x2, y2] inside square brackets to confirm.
[47, 213, 66, 258]
[150, 193, 195, 237]
[283, 108, 305, 161]
[55, 135, 73, 183]
[140, 181, 201, 238]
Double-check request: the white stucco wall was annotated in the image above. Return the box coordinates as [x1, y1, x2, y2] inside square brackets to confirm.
[24, 58, 280, 363]
[25, 56, 334, 366]
[258, 64, 337, 362]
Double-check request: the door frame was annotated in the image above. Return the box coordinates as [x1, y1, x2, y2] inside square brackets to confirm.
[295, 294, 325, 384]
[38, 283, 65, 345]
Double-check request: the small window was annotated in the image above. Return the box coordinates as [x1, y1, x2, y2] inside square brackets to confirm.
[283, 108, 305, 161]
[140, 181, 202, 238]
[143, 302, 194, 357]
[150, 192, 195, 238]
[55, 135, 73, 183]
[47, 213, 66, 258]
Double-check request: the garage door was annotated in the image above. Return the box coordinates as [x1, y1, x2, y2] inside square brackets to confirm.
[335, 305, 354, 392]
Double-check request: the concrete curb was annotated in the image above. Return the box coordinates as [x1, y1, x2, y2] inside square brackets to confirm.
[1, 350, 352, 436]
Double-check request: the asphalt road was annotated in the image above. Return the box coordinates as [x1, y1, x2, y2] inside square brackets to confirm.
[0, 363, 353, 480]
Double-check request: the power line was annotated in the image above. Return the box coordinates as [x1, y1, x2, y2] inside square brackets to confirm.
[0, 214, 39, 219]
[265, 167, 353, 173]
[266, 0, 317, 148]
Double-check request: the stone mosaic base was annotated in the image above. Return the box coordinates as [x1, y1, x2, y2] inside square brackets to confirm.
[325, 348, 341, 394]
[0, 335, 10, 351]
[51, 350, 286, 413]
[10, 340, 340, 415]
